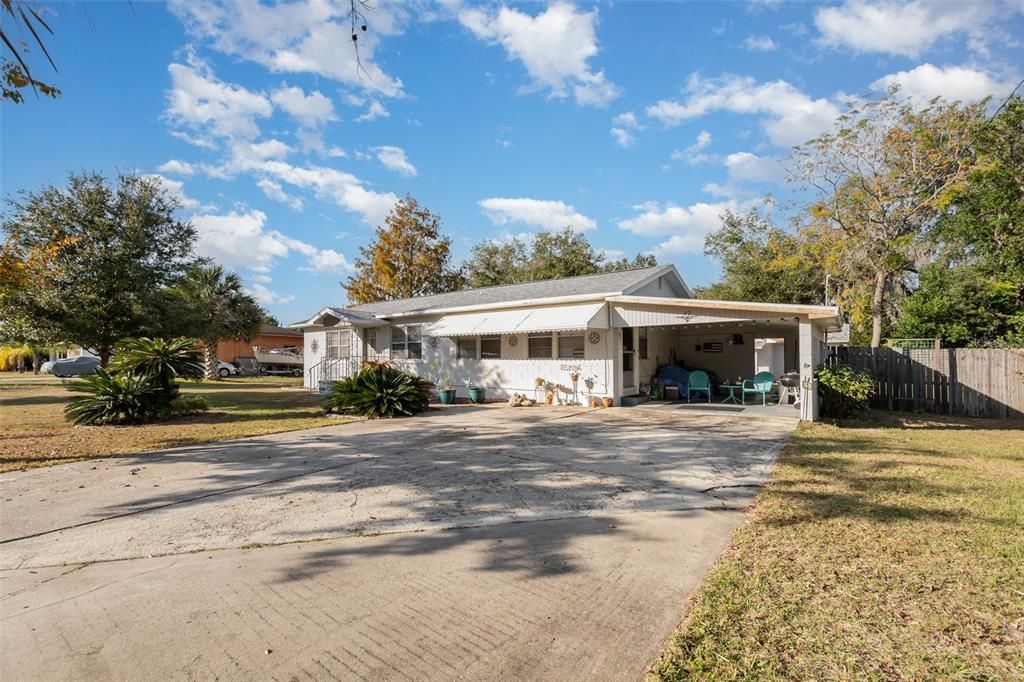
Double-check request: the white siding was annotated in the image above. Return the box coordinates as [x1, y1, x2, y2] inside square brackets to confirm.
[629, 275, 688, 298]
[302, 330, 327, 388]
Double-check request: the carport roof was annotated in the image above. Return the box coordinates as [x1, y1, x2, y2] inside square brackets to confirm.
[607, 295, 844, 331]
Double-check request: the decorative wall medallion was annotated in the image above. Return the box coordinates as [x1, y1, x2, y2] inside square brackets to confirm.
[508, 335, 519, 346]
[310, 338, 320, 354]
[427, 335, 440, 350]
[588, 331, 601, 345]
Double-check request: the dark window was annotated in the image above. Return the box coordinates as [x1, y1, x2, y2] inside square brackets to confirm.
[456, 338, 476, 359]
[407, 325, 422, 360]
[528, 334, 553, 359]
[639, 328, 648, 360]
[391, 326, 406, 359]
[557, 335, 585, 359]
[480, 336, 501, 359]
[390, 325, 422, 359]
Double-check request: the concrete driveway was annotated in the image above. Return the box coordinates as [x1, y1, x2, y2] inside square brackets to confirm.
[1, 406, 796, 681]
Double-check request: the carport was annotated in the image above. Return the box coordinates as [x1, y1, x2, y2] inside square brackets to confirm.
[605, 296, 843, 420]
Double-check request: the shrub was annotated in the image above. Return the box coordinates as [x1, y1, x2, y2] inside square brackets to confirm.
[815, 363, 874, 419]
[325, 364, 433, 418]
[111, 337, 203, 402]
[169, 394, 210, 416]
[64, 369, 164, 425]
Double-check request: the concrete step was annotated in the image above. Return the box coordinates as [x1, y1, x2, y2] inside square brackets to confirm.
[620, 394, 652, 407]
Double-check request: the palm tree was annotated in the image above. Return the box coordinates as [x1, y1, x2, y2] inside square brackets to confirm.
[173, 266, 263, 379]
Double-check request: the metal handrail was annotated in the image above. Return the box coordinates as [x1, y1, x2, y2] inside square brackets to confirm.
[307, 356, 365, 387]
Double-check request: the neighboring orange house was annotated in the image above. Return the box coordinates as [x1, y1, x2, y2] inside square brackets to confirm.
[217, 323, 302, 368]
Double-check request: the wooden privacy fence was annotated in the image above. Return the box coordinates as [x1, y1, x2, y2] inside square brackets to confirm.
[827, 347, 1024, 419]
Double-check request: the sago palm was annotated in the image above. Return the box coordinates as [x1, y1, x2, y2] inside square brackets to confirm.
[111, 337, 204, 397]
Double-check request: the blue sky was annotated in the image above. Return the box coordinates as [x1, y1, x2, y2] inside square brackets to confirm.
[4, 0, 1022, 323]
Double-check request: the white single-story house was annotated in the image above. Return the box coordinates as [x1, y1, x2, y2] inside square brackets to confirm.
[291, 265, 842, 420]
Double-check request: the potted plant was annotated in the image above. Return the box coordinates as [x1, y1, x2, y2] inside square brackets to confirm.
[534, 376, 545, 387]
[465, 377, 486, 404]
[428, 360, 456, 405]
[602, 396, 614, 408]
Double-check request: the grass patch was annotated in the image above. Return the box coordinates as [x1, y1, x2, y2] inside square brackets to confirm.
[1, 377, 347, 472]
[651, 413, 1024, 681]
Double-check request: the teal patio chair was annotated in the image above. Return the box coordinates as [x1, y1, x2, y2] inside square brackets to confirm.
[686, 370, 711, 403]
[742, 371, 775, 405]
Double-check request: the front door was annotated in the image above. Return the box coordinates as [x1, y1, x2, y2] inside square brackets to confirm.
[621, 327, 637, 396]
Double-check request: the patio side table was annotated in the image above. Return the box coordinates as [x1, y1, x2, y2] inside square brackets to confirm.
[721, 383, 743, 405]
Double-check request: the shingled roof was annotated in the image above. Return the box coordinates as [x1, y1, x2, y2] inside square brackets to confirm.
[347, 265, 685, 317]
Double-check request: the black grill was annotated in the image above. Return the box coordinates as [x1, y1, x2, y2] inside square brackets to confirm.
[779, 372, 800, 388]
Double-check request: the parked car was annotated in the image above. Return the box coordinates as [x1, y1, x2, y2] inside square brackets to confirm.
[48, 356, 101, 377]
[217, 361, 240, 378]
[39, 360, 55, 374]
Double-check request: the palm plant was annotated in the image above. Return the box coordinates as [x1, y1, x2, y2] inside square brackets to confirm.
[64, 369, 163, 425]
[172, 265, 263, 379]
[111, 337, 203, 398]
[325, 364, 433, 418]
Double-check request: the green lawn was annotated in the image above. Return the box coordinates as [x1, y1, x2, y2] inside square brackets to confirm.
[652, 413, 1024, 681]
[0, 376, 349, 472]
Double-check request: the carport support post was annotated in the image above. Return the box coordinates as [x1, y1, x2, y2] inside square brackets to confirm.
[798, 316, 821, 421]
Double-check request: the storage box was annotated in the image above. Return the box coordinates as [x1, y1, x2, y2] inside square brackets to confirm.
[664, 386, 680, 401]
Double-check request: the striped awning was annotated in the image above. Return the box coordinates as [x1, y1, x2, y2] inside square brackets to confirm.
[423, 302, 607, 337]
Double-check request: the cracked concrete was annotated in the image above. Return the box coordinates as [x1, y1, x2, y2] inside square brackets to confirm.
[1, 405, 795, 680]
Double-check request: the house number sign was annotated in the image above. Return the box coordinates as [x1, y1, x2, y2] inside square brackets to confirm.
[560, 364, 582, 372]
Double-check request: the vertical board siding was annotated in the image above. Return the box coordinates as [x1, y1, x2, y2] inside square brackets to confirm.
[827, 347, 1024, 419]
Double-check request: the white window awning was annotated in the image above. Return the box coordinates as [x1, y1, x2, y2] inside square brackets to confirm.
[424, 302, 607, 337]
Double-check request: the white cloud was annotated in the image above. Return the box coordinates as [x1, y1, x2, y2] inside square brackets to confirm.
[191, 210, 290, 271]
[191, 208, 353, 275]
[670, 130, 713, 164]
[871, 63, 1019, 105]
[169, 130, 217, 150]
[356, 100, 389, 122]
[144, 174, 203, 211]
[165, 56, 272, 140]
[374, 145, 417, 176]
[814, 0, 1006, 58]
[610, 110, 642, 147]
[618, 200, 738, 256]
[610, 127, 634, 148]
[249, 283, 295, 306]
[301, 248, 352, 274]
[479, 197, 597, 231]
[157, 159, 196, 176]
[743, 34, 777, 51]
[249, 160, 398, 226]
[646, 73, 841, 147]
[168, 0, 405, 97]
[459, 2, 620, 106]
[724, 152, 784, 183]
[270, 85, 336, 127]
[257, 178, 304, 211]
